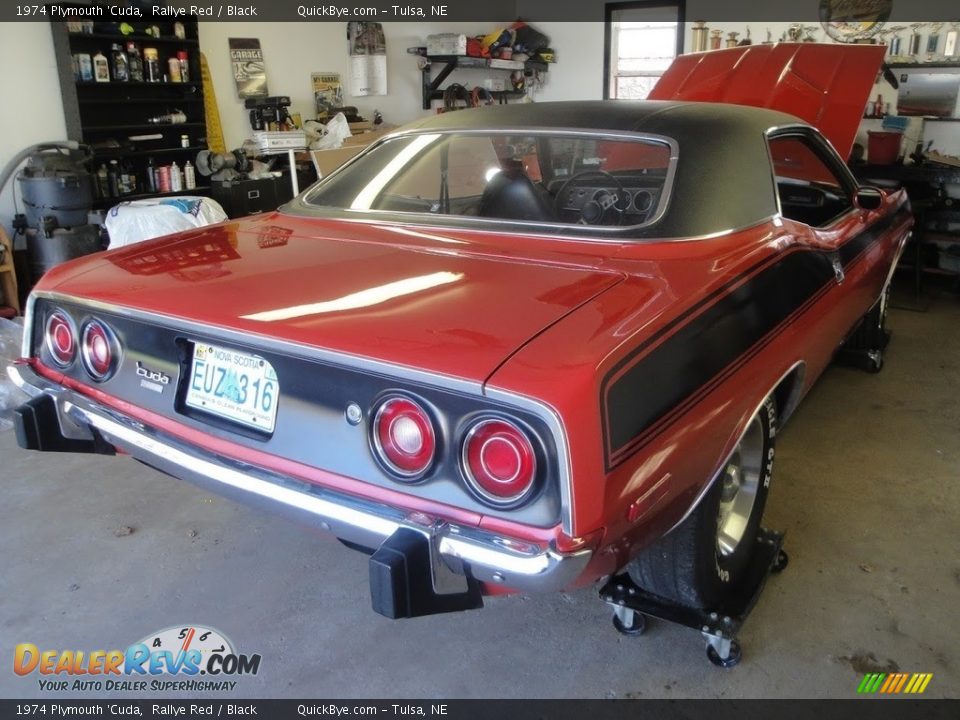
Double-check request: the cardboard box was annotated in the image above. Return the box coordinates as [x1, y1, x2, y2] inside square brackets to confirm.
[310, 128, 394, 178]
[427, 33, 467, 56]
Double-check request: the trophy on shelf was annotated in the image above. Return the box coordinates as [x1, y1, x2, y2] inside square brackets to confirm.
[787, 23, 804, 42]
[710, 29, 723, 50]
[926, 23, 943, 59]
[802, 26, 819, 42]
[945, 23, 959, 59]
[691, 21, 709, 53]
[887, 26, 907, 59]
[908, 23, 923, 57]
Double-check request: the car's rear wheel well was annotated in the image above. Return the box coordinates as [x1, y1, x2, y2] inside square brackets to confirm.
[771, 362, 805, 428]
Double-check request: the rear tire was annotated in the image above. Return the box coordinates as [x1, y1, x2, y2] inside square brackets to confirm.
[627, 397, 776, 609]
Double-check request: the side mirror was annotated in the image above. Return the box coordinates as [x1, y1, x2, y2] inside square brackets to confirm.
[855, 186, 884, 211]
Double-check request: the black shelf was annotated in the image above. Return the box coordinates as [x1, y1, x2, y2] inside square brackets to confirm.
[76, 80, 202, 88]
[79, 97, 204, 105]
[92, 145, 207, 158]
[51, 9, 210, 213]
[419, 55, 549, 110]
[84, 123, 204, 132]
[67, 32, 199, 46]
[92, 186, 212, 208]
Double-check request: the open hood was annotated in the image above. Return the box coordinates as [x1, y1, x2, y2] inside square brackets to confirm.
[649, 43, 887, 159]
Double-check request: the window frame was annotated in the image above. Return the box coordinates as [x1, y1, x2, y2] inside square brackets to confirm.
[766, 127, 862, 230]
[603, 1, 686, 100]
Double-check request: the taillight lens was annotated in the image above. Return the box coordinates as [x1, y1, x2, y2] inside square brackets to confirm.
[462, 418, 537, 506]
[44, 311, 77, 367]
[373, 397, 436, 478]
[80, 320, 118, 381]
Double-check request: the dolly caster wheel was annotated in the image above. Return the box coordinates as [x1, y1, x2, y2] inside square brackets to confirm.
[772, 549, 789, 574]
[706, 639, 741, 668]
[612, 608, 646, 636]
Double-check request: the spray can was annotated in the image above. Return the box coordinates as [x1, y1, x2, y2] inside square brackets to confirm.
[177, 51, 190, 82]
[111, 43, 129, 82]
[75, 53, 93, 82]
[184, 161, 196, 190]
[157, 165, 171, 193]
[143, 48, 161, 82]
[170, 162, 182, 192]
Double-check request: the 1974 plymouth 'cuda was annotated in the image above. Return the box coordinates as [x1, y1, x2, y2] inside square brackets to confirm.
[9, 45, 912, 631]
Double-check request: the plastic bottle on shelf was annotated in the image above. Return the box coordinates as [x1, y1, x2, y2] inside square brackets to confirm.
[92, 51, 110, 83]
[170, 162, 182, 192]
[167, 57, 182, 83]
[157, 165, 171, 193]
[126, 42, 143, 82]
[111, 44, 129, 82]
[184, 161, 196, 190]
[145, 157, 157, 193]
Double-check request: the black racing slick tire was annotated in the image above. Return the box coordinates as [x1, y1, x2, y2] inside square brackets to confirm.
[627, 397, 776, 609]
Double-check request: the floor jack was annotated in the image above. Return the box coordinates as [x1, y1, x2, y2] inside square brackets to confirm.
[600, 528, 788, 667]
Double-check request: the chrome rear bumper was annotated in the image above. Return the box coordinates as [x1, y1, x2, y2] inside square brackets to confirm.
[8, 362, 591, 595]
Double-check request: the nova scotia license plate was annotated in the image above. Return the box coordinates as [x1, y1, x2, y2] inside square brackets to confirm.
[185, 342, 279, 433]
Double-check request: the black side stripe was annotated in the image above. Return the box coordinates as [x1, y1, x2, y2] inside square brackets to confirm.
[601, 207, 910, 470]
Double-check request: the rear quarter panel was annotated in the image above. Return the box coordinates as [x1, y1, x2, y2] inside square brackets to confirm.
[486, 197, 911, 577]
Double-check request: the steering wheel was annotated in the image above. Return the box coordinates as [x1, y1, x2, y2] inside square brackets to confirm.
[553, 169, 628, 226]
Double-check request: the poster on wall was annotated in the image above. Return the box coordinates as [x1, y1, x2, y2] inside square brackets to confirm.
[348, 22, 387, 96]
[312, 72, 344, 118]
[229, 38, 268, 98]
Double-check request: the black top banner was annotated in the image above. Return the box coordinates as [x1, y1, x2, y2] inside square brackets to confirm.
[6, 0, 960, 22]
[1, 700, 959, 720]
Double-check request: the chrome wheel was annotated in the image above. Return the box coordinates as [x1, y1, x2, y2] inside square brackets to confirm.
[716, 415, 765, 557]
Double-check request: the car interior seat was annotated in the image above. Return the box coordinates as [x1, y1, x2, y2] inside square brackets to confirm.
[478, 160, 556, 222]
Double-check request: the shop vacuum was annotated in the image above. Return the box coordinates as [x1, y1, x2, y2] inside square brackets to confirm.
[0, 142, 103, 285]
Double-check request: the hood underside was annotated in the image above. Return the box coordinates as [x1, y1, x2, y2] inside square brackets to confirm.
[649, 42, 887, 159]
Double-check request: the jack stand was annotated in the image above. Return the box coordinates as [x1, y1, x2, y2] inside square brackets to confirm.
[600, 528, 787, 668]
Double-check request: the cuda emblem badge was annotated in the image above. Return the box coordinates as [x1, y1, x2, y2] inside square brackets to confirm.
[136, 361, 171, 391]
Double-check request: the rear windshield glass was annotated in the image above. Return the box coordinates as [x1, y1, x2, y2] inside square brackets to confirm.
[303, 131, 676, 231]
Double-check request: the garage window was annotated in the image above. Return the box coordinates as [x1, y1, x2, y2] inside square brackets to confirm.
[604, 1, 684, 99]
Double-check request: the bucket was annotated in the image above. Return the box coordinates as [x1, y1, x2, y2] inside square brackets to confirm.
[868, 131, 902, 165]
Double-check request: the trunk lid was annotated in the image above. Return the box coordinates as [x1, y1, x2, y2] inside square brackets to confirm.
[650, 43, 887, 159]
[41, 219, 623, 382]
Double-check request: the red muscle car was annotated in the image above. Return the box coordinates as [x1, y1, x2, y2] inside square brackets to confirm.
[8, 45, 912, 634]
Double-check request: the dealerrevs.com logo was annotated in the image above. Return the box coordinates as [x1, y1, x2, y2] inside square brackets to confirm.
[14, 625, 261, 692]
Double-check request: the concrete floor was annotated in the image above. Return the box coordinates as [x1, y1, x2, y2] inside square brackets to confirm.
[1, 286, 958, 699]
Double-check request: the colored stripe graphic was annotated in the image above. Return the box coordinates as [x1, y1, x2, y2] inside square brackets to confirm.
[858, 673, 932, 694]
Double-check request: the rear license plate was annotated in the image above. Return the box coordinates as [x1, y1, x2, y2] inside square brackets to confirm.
[185, 342, 279, 433]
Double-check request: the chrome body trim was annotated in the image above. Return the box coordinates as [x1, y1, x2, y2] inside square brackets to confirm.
[25, 290, 575, 534]
[8, 362, 591, 593]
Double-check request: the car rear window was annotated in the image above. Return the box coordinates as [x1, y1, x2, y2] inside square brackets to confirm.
[303, 131, 677, 232]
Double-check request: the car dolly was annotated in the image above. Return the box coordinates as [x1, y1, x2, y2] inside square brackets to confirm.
[600, 528, 788, 667]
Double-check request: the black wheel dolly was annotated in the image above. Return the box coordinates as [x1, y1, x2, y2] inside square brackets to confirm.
[600, 528, 788, 668]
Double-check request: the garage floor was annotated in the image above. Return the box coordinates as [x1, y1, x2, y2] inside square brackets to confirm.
[2, 287, 958, 699]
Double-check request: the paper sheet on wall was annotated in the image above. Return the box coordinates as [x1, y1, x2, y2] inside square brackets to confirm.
[348, 22, 387, 97]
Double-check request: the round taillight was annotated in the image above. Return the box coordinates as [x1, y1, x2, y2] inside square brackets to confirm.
[373, 397, 436, 479]
[463, 418, 537, 506]
[45, 311, 76, 367]
[81, 320, 117, 381]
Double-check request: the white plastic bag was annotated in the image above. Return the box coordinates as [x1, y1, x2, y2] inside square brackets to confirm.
[105, 196, 228, 249]
[310, 112, 353, 151]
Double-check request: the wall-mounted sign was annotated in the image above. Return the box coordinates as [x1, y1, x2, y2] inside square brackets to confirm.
[819, 0, 892, 42]
[229, 38, 268, 98]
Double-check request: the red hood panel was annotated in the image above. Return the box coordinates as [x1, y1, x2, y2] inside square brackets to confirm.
[41, 221, 622, 382]
[650, 43, 886, 159]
